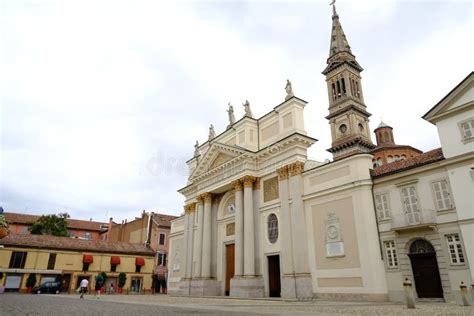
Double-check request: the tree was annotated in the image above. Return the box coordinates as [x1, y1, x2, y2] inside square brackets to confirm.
[118, 273, 126, 288]
[30, 213, 70, 237]
[26, 274, 37, 288]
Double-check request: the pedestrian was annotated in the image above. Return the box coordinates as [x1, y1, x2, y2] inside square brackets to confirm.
[79, 278, 89, 299]
[94, 274, 104, 299]
[109, 283, 114, 295]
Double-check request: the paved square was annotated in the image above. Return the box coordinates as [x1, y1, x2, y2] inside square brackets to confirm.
[1, 294, 473, 315]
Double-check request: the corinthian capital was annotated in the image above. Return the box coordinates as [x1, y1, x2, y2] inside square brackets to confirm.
[277, 166, 289, 180]
[242, 176, 256, 188]
[289, 161, 305, 176]
[202, 192, 213, 203]
[232, 179, 243, 191]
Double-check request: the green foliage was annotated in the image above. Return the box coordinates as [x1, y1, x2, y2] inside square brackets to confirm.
[118, 272, 126, 288]
[26, 274, 37, 288]
[30, 213, 70, 236]
[0, 214, 7, 227]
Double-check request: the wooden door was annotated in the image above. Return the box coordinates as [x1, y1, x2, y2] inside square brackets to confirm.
[409, 253, 443, 298]
[61, 274, 71, 293]
[268, 255, 281, 297]
[225, 244, 235, 296]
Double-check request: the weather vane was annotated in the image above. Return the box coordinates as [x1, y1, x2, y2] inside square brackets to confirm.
[330, 0, 336, 14]
[330, 0, 336, 5]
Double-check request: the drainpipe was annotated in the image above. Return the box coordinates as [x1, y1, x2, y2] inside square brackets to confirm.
[371, 182, 384, 260]
[145, 212, 152, 247]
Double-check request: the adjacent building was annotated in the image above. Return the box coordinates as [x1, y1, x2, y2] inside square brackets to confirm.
[4, 212, 108, 241]
[0, 234, 155, 293]
[167, 4, 473, 303]
[106, 211, 178, 291]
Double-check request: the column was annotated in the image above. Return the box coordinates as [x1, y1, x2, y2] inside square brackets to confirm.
[232, 180, 244, 277]
[181, 206, 190, 280]
[288, 162, 309, 275]
[193, 196, 204, 278]
[253, 178, 262, 275]
[277, 165, 296, 298]
[201, 192, 212, 278]
[243, 176, 256, 276]
[185, 204, 195, 280]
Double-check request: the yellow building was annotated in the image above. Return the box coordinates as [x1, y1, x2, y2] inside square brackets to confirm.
[0, 234, 155, 293]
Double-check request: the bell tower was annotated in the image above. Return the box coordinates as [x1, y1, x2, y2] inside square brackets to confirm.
[323, 4, 375, 160]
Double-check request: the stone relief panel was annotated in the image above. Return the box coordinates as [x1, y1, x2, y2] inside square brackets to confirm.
[172, 242, 182, 272]
[226, 222, 235, 236]
[263, 176, 279, 202]
[209, 153, 233, 170]
[325, 213, 344, 257]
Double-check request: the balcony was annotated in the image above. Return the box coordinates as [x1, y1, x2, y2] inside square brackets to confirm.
[390, 209, 437, 232]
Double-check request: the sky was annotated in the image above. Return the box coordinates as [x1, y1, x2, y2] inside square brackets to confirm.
[0, 0, 473, 222]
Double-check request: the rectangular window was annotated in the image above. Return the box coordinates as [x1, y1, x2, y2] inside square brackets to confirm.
[159, 233, 165, 245]
[384, 241, 398, 268]
[82, 263, 90, 272]
[375, 193, 390, 220]
[9, 251, 27, 269]
[111, 264, 117, 272]
[432, 179, 454, 211]
[446, 234, 465, 265]
[47, 253, 56, 270]
[157, 253, 167, 266]
[401, 186, 421, 224]
[84, 232, 92, 240]
[135, 265, 141, 273]
[460, 119, 474, 140]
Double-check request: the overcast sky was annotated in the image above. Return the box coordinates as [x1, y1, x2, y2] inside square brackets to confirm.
[1, 0, 472, 222]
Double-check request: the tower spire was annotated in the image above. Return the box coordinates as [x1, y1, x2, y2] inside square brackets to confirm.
[322, 3, 375, 160]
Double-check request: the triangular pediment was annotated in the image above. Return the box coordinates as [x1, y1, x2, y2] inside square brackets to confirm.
[423, 72, 474, 123]
[190, 143, 247, 179]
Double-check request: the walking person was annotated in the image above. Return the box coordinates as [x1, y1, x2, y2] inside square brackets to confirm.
[94, 274, 104, 299]
[79, 278, 89, 299]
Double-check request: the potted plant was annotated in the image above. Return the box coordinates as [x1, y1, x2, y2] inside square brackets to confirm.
[118, 273, 126, 294]
[0, 212, 8, 239]
[26, 274, 37, 293]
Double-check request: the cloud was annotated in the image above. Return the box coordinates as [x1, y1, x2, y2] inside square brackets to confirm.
[1, 0, 472, 221]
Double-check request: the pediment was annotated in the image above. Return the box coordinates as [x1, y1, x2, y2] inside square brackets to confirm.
[424, 72, 474, 122]
[190, 143, 247, 179]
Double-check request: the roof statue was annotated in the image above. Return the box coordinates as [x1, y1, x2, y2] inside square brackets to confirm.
[208, 124, 216, 141]
[243, 100, 253, 118]
[227, 103, 236, 128]
[194, 140, 200, 157]
[285, 79, 294, 100]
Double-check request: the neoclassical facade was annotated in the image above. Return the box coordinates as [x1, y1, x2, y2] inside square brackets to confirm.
[167, 5, 473, 302]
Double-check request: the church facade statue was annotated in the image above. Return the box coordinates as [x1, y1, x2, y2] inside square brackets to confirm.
[227, 103, 236, 128]
[243, 100, 253, 118]
[208, 124, 216, 141]
[285, 79, 294, 100]
[193, 141, 200, 157]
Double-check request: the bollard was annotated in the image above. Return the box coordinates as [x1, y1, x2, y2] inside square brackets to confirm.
[403, 278, 416, 309]
[460, 282, 470, 306]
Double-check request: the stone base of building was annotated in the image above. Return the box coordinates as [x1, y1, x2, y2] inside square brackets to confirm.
[177, 279, 191, 296]
[281, 274, 313, 299]
[190, 278, 219, 296]
[230, 276, 264, 298]
[316, 292, 389, 302]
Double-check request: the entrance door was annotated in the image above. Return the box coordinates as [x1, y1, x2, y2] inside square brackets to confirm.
[225, 243, 235, 296]
[408, 239, 443, 298]
[268, 255, 281, 298]
[131, 277, 142, 293]
[61, 274, 71, 293]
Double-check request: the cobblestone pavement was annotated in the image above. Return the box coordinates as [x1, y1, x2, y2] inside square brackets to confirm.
[0, 293, 473, 316]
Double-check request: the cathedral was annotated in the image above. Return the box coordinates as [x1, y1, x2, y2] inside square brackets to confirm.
[167, 5, 474, 303]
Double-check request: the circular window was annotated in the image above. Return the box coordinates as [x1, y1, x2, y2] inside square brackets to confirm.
[339, 124, 347, 134]
[267, 214, 278, 244]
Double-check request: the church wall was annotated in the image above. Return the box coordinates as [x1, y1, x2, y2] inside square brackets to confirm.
[167, 217, 185, 294]
[435, 107, 474, 159]
[303, 154, 388, 300]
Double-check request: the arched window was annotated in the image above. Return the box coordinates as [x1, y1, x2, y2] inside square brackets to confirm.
[267, 214, 279, 244]
[341, 78, 346, 95]
[401, 155, 406, 160]
[377, 158, 382, 166]
[395, 155, 400, 161]
[387, 155, 394, 163]
[336, 81, 341, 97]
[384, 131, 389, 143]
[331, 83, 336, 101]
[410, 239, 435, 254]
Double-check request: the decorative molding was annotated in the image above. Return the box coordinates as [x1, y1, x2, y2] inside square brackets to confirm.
[263, 177, 279, 203]
[226, 222, 235, 236]
[196, 195, 204, 204]
[277, 166, 289, 180]
[254, 177, 261, 190]
[289, 161, 305, 176]
[184, 203, 196, 214]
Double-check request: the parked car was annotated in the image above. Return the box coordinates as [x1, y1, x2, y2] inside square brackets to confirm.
[33, 281, 61, 294]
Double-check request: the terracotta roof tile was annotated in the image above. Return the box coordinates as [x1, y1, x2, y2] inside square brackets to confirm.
[371, 148, 444, 178]
[0, 234, 155, 256]
[152, 213, 178, 227]
[4, 213, 107, 232]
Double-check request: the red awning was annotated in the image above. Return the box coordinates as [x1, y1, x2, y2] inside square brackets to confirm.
[110, 256, 121, 265]
[83, 255, 93, 264]
[135, 257, 145, 266]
